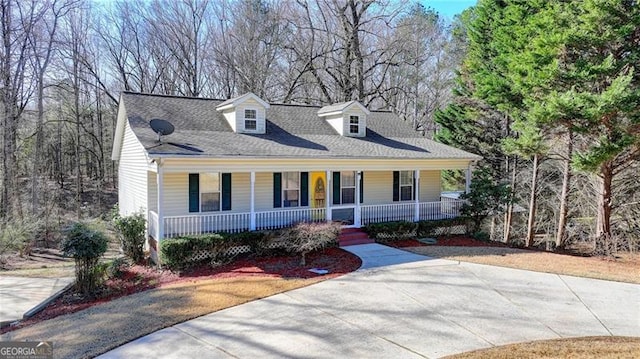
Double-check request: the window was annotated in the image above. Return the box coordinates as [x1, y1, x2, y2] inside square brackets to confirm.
[349, 115, 359, 134]
[244, 109, 257, 130]
[400, 170, 413, 201]
[201, 173, 220, 211]
[283, 172, 299, 207]
[341, 171, 356, 204]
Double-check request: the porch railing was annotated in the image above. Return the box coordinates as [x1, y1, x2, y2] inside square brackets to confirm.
[361, 203, 415, 225]
[153, 200, 464, 238]
[164, 212, 251, 238]
[256, 207, 326, 230]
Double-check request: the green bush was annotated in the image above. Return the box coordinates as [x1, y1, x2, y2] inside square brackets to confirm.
[364, 221, 417, 242]
[416, 217, 470, 237]
[108, 257, 131, 279]
[161, 233, 233, 270]
[112, 211, 147, 264]
[280, 222, 340, 266]
[61, 222, 109, 296]
[0, 216, 43, 265]
[472, 231, 490, 242]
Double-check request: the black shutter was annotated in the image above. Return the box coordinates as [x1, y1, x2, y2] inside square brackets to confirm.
[221, 173, 232, 211]
[273, 172, 282, 208]
[300, 172, 309, 207]
[392, 171, 399, 202]
[359, 172, 364, 204]
[188, 173, 199, 212]
[332, 171, 341, 205]
[413, 174, 417, 201]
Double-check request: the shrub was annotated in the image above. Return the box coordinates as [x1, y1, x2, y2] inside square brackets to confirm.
[61, 222, 109, 296]
[460, 168, 510, 233]
[364, 221, 417, 242]
[108, 257, 131, 279]
[416, 217, 470, 237]
[223, 231, 271, 256]
[112, 211, 147, 264]
[161, 233, 232, 270]
[280, 221, 340, 266]
[0, 216, 43, 265]
[472, 231, 490, 242]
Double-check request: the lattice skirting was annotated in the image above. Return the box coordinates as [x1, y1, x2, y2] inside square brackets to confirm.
[187, 245, 251, 263]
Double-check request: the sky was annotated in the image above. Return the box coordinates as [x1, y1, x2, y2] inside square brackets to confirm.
[419, 0, 477, 20]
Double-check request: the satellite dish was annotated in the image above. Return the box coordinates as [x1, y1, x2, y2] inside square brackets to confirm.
[149, 119, 175, 142]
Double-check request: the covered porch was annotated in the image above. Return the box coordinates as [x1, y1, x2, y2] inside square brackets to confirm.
[146, 158, 471, 241]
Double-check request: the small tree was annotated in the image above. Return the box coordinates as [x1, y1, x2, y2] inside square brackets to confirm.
[460, 168, 510, 234]
[113, 211, 147, 264]
[282, 222, 340, 266]
[61, 222, 108, 296]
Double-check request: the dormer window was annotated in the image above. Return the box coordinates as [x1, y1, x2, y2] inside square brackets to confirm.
[244, 109, 257, 130]
[349, 116, 359, 134]
[317, 100, 369, 137]
[215, 92, 269, 134]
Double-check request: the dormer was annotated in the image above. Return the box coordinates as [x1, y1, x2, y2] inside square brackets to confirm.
[317, 100, 370, 137]
[216, 92, 270, 134]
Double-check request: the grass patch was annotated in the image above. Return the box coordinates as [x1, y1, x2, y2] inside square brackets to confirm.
[405, 246, 640, 284]
[445, 336, 640, 359]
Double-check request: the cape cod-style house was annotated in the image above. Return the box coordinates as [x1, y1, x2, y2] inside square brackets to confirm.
[112, 92, 480, 260]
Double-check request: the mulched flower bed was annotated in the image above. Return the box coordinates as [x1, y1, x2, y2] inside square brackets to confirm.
[2, 247, 360, 334]
[384, 236, 509, 249]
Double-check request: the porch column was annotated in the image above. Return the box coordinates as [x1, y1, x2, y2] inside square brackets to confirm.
[325, 170, 332, 221]
[250, 171, 256, 230]
[465, 164, 472, 194]
[414, 169, 420, 222]
[156, 160, 164, 241]
[355, 171, 362, 227]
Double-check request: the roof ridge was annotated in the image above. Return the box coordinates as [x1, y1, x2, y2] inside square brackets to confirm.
[122, 91, 226, 102]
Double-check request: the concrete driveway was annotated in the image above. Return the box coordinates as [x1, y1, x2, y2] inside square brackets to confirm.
[100, 244, 640, 358]
[0, 276, 73, 326]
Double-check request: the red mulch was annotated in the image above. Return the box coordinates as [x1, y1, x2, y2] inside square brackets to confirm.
[385, 236, 508, 249]
[1, 247, 360, 334]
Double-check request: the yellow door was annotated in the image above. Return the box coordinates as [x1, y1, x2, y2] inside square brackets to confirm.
[310, 172, 327, 208]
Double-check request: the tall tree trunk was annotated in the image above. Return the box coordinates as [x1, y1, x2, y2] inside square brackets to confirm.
[74, 38, 82, 220]
[503, 156, 517, 243]
[1, 0, 15, 220]
[596, 163, 614, 255]
[525, 154, 540, 247]
[32, 73, 45, 215]
[555, 131, 573, 248]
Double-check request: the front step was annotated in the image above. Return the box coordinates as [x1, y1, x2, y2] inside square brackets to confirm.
[339, 229, 375, 247]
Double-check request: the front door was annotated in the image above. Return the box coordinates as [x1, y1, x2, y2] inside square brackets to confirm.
[310, 172, 326, 208]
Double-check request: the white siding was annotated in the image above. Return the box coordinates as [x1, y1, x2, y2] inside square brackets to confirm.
[362, 171, 392, 205]
[237, 98, 266, 134]
[118, 120, 148, 216]
[148, 171, 157, 212]
[343, 107, 367, 137]
[221, 109, 236, 131]
[232, 172, 251, 212]
[161, 172, 253, 216]
[162, 173, 188, 216]
[420, 170, 441, 202]
[325, 114, 344, 136]
[254, 172, 273, 211]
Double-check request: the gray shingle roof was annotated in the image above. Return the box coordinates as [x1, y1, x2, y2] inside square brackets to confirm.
[317, 100, 358, 115]
[122, 92, 480, 160]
